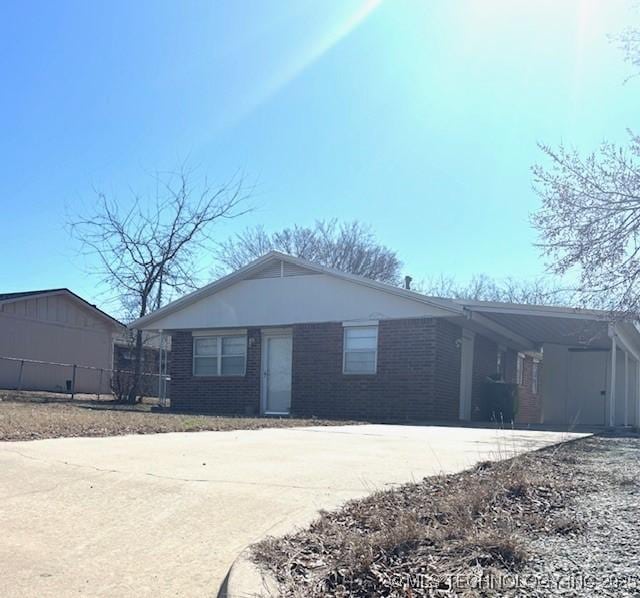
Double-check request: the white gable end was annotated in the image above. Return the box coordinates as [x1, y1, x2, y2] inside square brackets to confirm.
[141, 273, 452, 330]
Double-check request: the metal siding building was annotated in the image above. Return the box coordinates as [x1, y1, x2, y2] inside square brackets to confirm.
[0, 289, 122, 393]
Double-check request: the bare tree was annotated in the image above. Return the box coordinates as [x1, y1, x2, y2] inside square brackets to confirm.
[532, 139, 640, 312]
[417, 272, 571, 306]
[617, 23, 640, 77]
[215, 219, 403, 284]
[532, 19, 640, 313]
[71, 168, 250, 402]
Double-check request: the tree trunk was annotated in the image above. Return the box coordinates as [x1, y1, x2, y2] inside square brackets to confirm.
[126, 328, 144, 404]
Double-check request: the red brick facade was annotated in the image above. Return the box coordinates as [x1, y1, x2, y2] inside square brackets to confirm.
[515, 355, 542, 424]
[168, 319, 542, 424]
[170, 318, 462, 421]
[170, 329, 262, 414]
[291, 318, 461, 421]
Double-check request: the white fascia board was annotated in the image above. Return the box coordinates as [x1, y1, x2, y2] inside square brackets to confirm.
[611, 322, 640, 362]
[271, 252, 461, 314]
[457, 300, 613, 321]
[129, 253, 279, 329]
[130, 251, 462, 329]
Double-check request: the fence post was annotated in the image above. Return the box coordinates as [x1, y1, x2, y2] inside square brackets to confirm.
[98, 368, 103, 400]
[71, 364, 77, 400]
[17, 360, 24, 391]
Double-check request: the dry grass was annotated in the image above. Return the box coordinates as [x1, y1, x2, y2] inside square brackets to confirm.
[252, 442, 588, 597]
[0, 391, 353, 441]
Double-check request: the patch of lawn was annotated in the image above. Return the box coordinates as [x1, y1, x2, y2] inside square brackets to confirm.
[0, 392, 354, 441]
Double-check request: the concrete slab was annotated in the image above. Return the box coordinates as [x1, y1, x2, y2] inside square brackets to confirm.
[0, 424, 588, 597]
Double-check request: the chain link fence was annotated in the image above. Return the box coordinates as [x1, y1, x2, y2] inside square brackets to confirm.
[0, 355, 170, 406]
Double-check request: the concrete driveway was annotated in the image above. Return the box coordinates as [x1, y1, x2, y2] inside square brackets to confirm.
[0, 424, 587, 597]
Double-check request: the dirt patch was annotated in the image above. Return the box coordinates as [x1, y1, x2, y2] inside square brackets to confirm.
[0, 391, 354, 441]
[252, 434, 640, 597]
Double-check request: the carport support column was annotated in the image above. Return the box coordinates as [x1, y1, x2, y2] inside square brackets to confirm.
[609, 331, 617, 428]
[625, 351, 629, 427]
[637, 359, 640, 429]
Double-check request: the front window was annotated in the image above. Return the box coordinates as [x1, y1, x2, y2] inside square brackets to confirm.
[193, 335, 246, 376]
[343, 325, 378, 374]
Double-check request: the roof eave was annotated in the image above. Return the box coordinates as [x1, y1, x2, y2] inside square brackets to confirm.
[130, 252, 462, 329]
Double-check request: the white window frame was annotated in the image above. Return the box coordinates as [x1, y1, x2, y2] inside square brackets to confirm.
[192, 334, 247, 377]
[516, 353, 525, 386]
[342, 323, 378, 375]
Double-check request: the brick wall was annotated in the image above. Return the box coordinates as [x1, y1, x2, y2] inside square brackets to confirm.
[291, 318, 461, 421]
[169, 329, 261, 414]
[432, 319, 463, 420]
[168, 318, 464, 420]
[516, 355, 542, 424]
[168, 322, 543, 424]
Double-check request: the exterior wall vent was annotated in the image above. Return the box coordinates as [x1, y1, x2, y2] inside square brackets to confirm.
[247, 258, 320, 280]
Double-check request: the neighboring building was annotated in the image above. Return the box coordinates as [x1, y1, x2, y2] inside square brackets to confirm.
[131, 252, 640, 427]
[0, 289, 122, 393]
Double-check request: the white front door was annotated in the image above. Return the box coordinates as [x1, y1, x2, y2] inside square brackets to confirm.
[261, 332, 293, 415]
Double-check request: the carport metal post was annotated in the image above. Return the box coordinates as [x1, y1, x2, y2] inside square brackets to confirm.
[625, 352, 630, 427]
[609, 331, 617, 428]
[97, 368, 103, 400]
[16, 359, 24, 391]
[637, 359, 640, 428]
[71, 364, 77, 400]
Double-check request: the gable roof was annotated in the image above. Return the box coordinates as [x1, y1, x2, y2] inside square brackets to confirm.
[0, 288, 123, 329]
[130, 251, 462, 329]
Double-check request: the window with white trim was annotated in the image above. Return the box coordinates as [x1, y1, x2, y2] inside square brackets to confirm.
[343, 325, 378, 374]
[516, 353, 525, 386]
[193, 335, 246, 376]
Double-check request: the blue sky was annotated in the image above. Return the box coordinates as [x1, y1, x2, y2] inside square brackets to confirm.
[1, 0, 638, 313]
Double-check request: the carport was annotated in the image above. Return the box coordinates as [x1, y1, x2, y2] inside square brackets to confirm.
[460, 301, 640, 428]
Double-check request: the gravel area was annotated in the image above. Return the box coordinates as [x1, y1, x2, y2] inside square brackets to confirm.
[252, 433, 640, 597]
[0, 391, 353, 441]
[519, 434, 640, 597]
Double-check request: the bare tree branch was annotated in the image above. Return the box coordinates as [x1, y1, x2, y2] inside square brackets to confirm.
[70, 167, 251, 402]
[531, 133, 640, 314]
[214, 219, 403, 285]
[415, 273, 572, 306]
